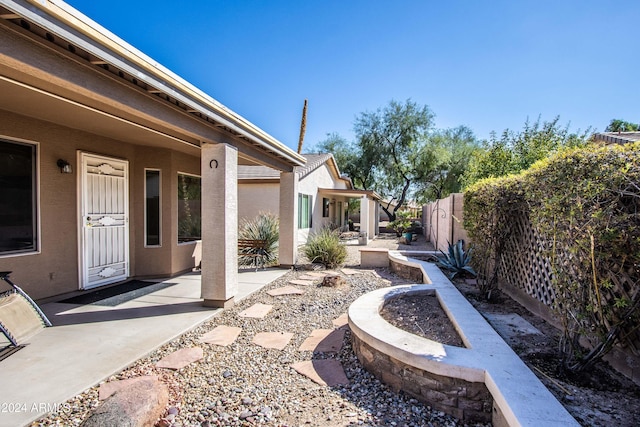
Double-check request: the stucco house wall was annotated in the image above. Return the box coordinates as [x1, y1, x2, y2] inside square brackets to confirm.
[298, 162, 350, 242]
[0, 0, 304, 303]
[238, 155, 354, 246]
[237, 182, 280, 221]
[0, 110, 206, 300]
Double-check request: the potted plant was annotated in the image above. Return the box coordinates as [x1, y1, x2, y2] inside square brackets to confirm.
[388, 211, 413, 242]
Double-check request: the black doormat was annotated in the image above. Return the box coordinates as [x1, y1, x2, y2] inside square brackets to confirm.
[0, 345, 24, 362]
[58, 280, 176, 307]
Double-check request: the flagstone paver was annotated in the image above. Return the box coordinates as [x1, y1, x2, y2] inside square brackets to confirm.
[238, 303, 273, 318]
[305, 272, 328, 278]
[332, 313, 349, 328]
[298, 274, 320, 281]
[291, 360, 349, 386]
[156, 347, 203, 370]
[199, 325, 242, 346]
[341, 268, 361, 275]
[252, 332, 294, 350]
[288, 279, 315, 286]
[266, 286, 305, 296]
[299, 328, 346, 353]
[324, 270, 340, 276]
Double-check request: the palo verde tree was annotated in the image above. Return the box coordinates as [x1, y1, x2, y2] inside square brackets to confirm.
[354, 99, 436, 221]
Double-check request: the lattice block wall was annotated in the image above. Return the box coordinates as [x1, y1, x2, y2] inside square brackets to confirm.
[498, 211, 640, 355]
[499, 213, 556, 306]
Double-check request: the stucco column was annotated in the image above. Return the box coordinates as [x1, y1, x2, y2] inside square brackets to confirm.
[360, 195, 370, 243]
[279, 171, 298, 266]
[201, 143, 238, 308]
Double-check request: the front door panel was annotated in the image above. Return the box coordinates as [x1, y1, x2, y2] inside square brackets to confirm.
[80, 153, 129, 289]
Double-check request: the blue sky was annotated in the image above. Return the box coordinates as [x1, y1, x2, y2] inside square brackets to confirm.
[65, 0, 639, 152]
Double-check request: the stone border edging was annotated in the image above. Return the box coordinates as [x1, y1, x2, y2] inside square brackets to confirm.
[348, 252, 579, 427]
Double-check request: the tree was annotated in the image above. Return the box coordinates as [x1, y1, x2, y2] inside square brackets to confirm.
[416, 125, 480, 203]
[315, 103, 480, 216]
[354, 99, 436, 221]
[315, 132, 377, 191]
[461, 116, 591, 188]
[605, 119, 639, 132]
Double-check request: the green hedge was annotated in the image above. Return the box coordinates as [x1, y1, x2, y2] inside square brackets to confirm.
[464, 142, 640, 372]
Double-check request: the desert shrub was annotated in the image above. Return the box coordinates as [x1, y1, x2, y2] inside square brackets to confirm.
[464, 175, 526, 300]
[304, 228, 347, 268]
[238, 213, 279, 267]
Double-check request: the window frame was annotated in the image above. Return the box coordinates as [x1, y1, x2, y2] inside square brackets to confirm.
[144, 168, 161, 247]
[298, 193, 313, 229]
[0, 137, 40, 258]
[177, 171, 201, 245]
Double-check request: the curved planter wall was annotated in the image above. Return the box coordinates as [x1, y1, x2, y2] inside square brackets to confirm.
[348, 255, 580, 427]
[349, 286, 492, 423]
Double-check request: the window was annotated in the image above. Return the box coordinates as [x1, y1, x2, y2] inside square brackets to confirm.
[322, 197, 330, 217]
[177, 173, 201, 243]
[0, 139, 37, 255]
[145, 169, 161, 246]
[298, 193, 312, 229]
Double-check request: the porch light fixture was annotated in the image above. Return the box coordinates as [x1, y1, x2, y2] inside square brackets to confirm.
[57, 159, 72, 174]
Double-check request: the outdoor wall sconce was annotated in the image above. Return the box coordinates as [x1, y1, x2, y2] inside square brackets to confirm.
[57, 159, 72, 174]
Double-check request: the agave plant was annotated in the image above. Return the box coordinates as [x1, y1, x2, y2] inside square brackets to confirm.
[437, 240, 477, 279]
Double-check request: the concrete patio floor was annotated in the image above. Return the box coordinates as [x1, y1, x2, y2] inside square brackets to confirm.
[0, 268, 289, 427]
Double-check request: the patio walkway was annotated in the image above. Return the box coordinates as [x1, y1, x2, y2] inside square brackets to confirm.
[0, 268, 289, 427]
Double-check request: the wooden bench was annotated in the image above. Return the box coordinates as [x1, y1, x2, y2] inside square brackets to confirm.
[238, 239, 268, 272]
[0, 271, 51, 347]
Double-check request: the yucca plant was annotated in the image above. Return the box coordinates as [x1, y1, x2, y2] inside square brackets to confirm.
[238, 213, 279, 267]
[304, 227, 347, 268]
[437, 240, 476, 279]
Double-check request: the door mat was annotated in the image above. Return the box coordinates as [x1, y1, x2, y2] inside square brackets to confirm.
[58, 280, 176, 306]
[0, 345, 24, 362]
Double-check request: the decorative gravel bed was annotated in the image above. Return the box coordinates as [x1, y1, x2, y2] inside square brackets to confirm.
[32, 262, 489, 427]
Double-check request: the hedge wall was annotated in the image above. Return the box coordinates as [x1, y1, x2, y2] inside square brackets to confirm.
[463, 142, 640, 372]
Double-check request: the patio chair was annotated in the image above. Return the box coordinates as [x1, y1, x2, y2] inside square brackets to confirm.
[0, 271, 52, 347]
[238, 239, 268, 272]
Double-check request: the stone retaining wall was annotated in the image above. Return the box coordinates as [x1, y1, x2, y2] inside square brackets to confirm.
[389, 257, 424, 283]
[352, 335, 493, 423]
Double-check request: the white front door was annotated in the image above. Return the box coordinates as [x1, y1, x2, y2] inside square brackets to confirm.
[79, 153, 129, 290]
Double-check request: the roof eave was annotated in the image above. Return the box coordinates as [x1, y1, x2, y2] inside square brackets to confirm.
[10, 0, 305, 167]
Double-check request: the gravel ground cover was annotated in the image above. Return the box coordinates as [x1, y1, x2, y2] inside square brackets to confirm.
[34, 237, 491, 426]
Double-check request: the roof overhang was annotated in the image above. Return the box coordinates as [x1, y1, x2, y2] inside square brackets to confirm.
[0, 0, 306, 170]
[318, 188, 382, 201]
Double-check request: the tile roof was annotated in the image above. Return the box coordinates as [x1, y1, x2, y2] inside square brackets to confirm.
[296, 153, 334, 179]
[237, 165, 280, 180]
[238, 153, 339, 181]
[593, 132, 640, 144]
